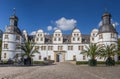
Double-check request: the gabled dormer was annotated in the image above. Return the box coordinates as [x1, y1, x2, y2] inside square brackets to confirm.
[71, 28, 81, 43]
[35, 29, 45, 43]
[53, 29, 63, 44]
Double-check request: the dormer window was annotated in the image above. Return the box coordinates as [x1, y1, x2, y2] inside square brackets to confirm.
[54, 38, 56, 41]
[73, 37, 75, 41]
[58, 38, 61, 41]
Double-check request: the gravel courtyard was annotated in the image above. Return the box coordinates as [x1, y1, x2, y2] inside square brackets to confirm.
[0, 63, 120, 79]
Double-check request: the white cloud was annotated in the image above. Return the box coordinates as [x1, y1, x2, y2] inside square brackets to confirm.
[53, 27, 58, 30]
[56, 17, 77, 30]
[112, 22, 119, 28]
[47, 26, 53, 31]
[30, 31, 36, 35]
[98, 20, 102, 27]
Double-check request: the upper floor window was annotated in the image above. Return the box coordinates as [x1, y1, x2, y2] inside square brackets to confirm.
[58, 46, 63, 51]
[73, 37, 75, 41]
[36, 38, 39, 41]
[58, 38, 61, 41]
[4, 35, 8, 39]
[35, 46, 39, 50]
[41, 38, 43, 41]
[78, 37, 80, 41]
[41, 46, 46, 50]
[48, 46, 53, 50]
[54, 38, 56, 41]
[99, 34, 103, 39]
[16, 36, 20, 40]
[4, 44, 8, 49]
[111, 33, 116, 38]
[68, 46, 73, 50]
[78, 46, 84, 51]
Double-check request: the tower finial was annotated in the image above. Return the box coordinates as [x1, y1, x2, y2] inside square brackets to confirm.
[13, 8, 16, 15]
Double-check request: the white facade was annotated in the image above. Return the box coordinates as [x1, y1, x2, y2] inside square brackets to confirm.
[1, 12, 118, 62]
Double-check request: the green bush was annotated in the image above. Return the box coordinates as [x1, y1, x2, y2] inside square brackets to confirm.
[33, 61, 44, 65]
[88, 59, 97, 66]
[115, 61, 120, 64]
[76, 61, 88, 65]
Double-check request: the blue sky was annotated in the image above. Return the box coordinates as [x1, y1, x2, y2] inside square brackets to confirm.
[0, 0, 120, 35]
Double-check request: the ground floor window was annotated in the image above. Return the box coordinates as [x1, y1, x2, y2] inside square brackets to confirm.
[73, 55, 76, 61]
[4, 53, 6, 58]
[48, 55, 51, 60]
[83, 56, 86, 60]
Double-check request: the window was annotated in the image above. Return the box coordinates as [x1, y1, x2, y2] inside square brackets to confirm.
[41, 38, 43, 41]
[48, 46, 53, 50]
[78, 46, 84, 51]
[73, 55, 76, 61]
[92, 37, 94, 41]
[68, 46, 73, 50]
[4, 53, 6, 58]
[73, 37, 75, 41]
[48, 56, 51, 60]
[16, 36, 20, 40]
[40, 34, 42, 36]
[58, 38, 61, 41]
[36, 38, 39, 41]
[99, 34, 103, 39]
[58, 46, 63, 50]
[55, 34, 57, 36]
[41, 46, 46, 50]
[39, 55, 41, 60]
[78, 37, 80, 41]
[16, 43, 20, 49]
[83, 56, 86, 60]
[4, 44, 8, 49]
[77, 34, 79, 36]
[35, 46, 39, 50]
[58, 34, 60, 36]
[111, 33, 115, 38]
[54, 38, 56, 41]
[4, 35, 8, 39]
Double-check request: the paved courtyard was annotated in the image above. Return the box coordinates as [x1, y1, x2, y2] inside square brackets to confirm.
[0, 63, 120, 79]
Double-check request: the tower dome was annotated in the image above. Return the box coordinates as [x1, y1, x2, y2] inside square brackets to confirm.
[98, 12, 117, 34]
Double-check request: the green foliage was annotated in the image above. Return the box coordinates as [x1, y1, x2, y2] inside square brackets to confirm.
[33, 61, 45, 65]
[81, 43, 103, 60]
[19, 40, 39, 65]
[76, 61, 88, 65]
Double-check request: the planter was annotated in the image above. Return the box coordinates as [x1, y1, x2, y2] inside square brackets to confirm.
[88, 59, 97, 66]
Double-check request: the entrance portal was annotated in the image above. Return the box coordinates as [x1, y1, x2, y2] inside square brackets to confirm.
[56, 53, 63, 62]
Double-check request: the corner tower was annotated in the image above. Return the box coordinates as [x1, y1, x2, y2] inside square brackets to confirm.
[97, 12, 118, 46]
[1, 9, 23, 61]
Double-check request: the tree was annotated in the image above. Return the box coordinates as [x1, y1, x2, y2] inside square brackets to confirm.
[100, 44, 117, 66]
[0, 40, 2, 60]
[118, 38, 120, 60]
[81, 43, 103, 66]
[20, 40, 39, 65]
